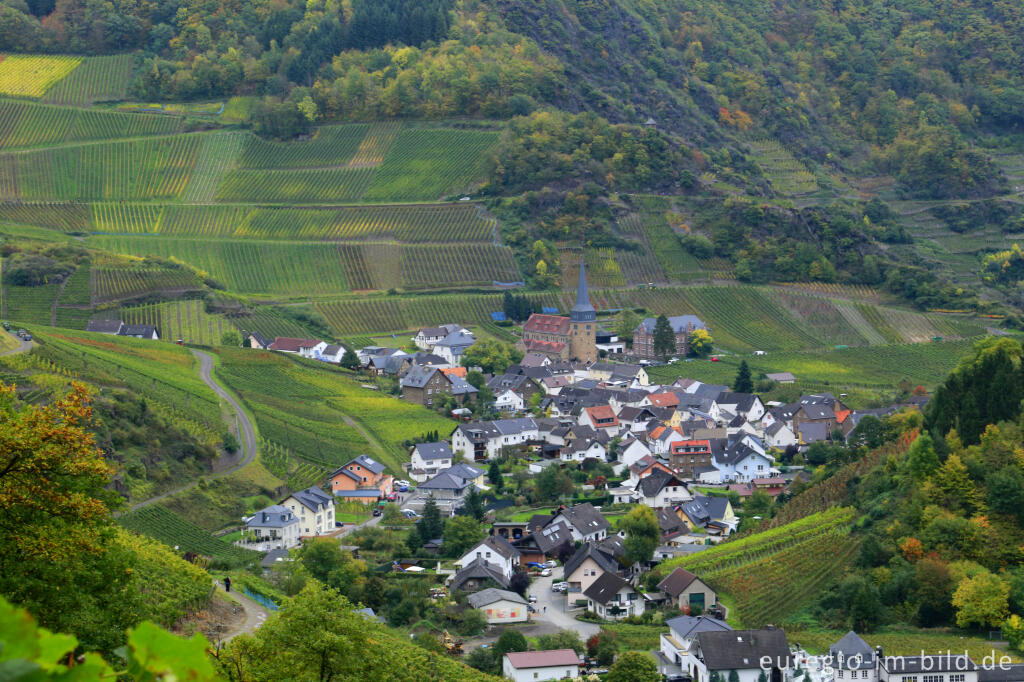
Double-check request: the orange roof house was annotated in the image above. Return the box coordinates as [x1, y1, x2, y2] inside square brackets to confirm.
[581, 405, 621, 433]
[329, 455, 393, 501]
[441, 367, 468, 379]
[647, 392, 680, 409]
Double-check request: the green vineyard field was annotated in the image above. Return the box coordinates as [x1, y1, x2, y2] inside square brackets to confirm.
[0, 99, 181, 150]
[119, 505, 260, 568]
[92, 267, 203, 303]
[215, 166, 376, 203]
[0, 55, 81, 98]
[237, 124, 368, 169]
[361, 128, 499, 201]
[42, 54, 135, 106]
[120, 299, 231, 346]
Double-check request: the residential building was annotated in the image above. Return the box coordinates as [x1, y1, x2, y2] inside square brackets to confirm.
[502, 650, 581, 682]
[563, 542, 622, 595]
[467, 588, 528, 624]
[450, 557, 510, 591]
[315, 344, 346, 363]
[765, 372, 796, 384]
[400, 365, 477, 407]
[830, 631, 877, 682]
[243, 505, 300, 550]
[86, 319, 124, 335]
[596, 328, 625, 354]
[297, 340, 330, 359]
[118, 324, 159, 340]
[636, 468, 692, 508]
[678, 495, 737, 535]
[268, 337, 320, 354]
[246, 331, 271, 349]
[578, 405, 622, 436]
[584, 572, 646, 619]
[413, 324, 463, 351]
[560, 437, 606, 462]
[690, 628, 792, 682]
[451, 418, 538, 460]
[409, 442, 454, 482]
[329, 455, 393, 500]
[456, 535, 521, 580]
[658, 567, 717, 613]
[658, 615, 732, 677]
[632, 315, 707, 360]
[671, 439, 712, 480]
[434, 329, 476, 364]
[551, 502, 610, 542]
[280, 486, 335, 536]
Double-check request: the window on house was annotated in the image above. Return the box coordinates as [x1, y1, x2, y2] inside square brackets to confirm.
[862, 672, 869, 679]
[923, 676, 944, 682]
[950, 676, 965, 682]
[838, 672, 844, 679]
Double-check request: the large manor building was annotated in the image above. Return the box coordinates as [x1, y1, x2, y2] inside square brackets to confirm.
[519, 262, 598, 363]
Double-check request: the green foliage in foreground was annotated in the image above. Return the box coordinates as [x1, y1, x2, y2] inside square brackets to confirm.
[0, 596, 219, 681]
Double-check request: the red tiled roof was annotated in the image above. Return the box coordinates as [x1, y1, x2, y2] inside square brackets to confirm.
[269, 337, 320, 352]
[522, 314, 571, 335]
[524, 339, 567, 353]
[835, 408, 851, 423]
[647, 392, 680, 408]
[441, 367, 467, 378]
[584, 405, 619, 427]
[671, 439, 711, 454]
[505, 649, 581, 669]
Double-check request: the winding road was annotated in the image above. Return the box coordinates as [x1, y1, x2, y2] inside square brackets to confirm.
[0, 336, 34, 357]
[129, 349, 258, 511]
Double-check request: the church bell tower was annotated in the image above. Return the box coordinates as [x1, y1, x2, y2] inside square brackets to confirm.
[569, 257, 597, 364]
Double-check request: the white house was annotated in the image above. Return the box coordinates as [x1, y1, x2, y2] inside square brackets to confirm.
[713, 442, 774, 483]
[765, 421, 798, 449]
[659, 615, 732, 677]
[297, 341, 330, 359]
[467, 588, 528, 624]
[617, 436, 653, 469]
[689, 628, 793, 682]
[503, 650, 581, 682]
[560, 438, 607, 462]
[551, 503, 610, 542]
[409, 442, 454, 482]
[413, 324, 463, 351]
[715, 392, 766, 422]
[830, 631, 878, 682]
[316, 343, 347, 363]
[877, 655, 977, 682]
[243, 505, 300, 550]
[455, 535, 521, 580]
[635, 469, 692, 508]
[451, 418, 538, 461]
[584, 572, 646, 620]
[279, 486, 335, 536]
[494, 388, 525, 413]
[434, 329, 476, 364]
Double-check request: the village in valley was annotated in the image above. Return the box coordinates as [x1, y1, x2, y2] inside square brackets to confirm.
[63, 261, 987, 682]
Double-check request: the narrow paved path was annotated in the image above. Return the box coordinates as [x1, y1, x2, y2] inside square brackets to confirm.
[0, 337, 33, 357]
[215, 581, 270, 643]
[129, 350, 258, 510]
[531, 568, 601, 640]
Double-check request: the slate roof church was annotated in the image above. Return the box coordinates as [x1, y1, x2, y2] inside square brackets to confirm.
[519, 260, 598, 363]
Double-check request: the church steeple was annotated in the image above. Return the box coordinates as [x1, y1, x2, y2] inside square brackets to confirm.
[570, 257, 596, 323]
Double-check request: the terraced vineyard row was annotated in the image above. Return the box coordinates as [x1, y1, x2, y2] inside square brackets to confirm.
[229, 308, 314, 339]
[768, 290, 870, 346]
[119, 506, 260, 568]
[237, 124, 368, 169]
[56, 265, 91, 305]
[747, 138, 820, 197]
[260, 440, 328, 491]
[2, 135, 200, 201]
[181, 132, 247, 203]
[0, 201, 89, 230]
[400, 244, 520, 288]
[215, 166, 377, 203]
[348, 121, 401, 166]
[2, 282, 59, 324]
[92, 267, 203, 303]
[0, 99, 181, 149]
[42, 54, 135, 106]
[360, 128, 500, 201]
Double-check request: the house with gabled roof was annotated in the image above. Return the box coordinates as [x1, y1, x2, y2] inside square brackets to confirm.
[280, 486, 335, 536]
[678, 494, 737, 535]
[658, 614, 732, 677]
[689, 628, 792, 682]
[413, 324, 464, 351]
[643, 392, 681, 409]
[551, 502, 610, 542]
[467, 588, 528, 624]
[450, 556, 510, 591]
[584, 571, 646, 619]
[433, 329, 476, 364]
[625, 455, 674, 487]
[633, 315, 707, 360]
[86, 319, 125, 335]
[560, 437, 606, 462]
[515, 520, 574, 564]
[246, 330, 271, 349]
[400, 365, 477, 407]
[269, 337, 320, 353]
[243, 504, 300, 550]
[329, 455, 392, 501]
[658, 567, 716, 613]
[503, 650, 581, 682]
[578, 405, 622, 436]
[119, 324, 159, 340]
[716, 392, 765, 421]
[451, 417, 538, 460]
[671, 439, 712, 480]
[563, 541, 622, 596]
[409, 442, 454, 482]
[456, 535, 521, 579]
[636, 468, 692, 508]
[830, 631, 877, 682]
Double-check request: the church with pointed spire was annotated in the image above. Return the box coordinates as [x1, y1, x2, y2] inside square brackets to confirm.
[518, 260, 598, 363]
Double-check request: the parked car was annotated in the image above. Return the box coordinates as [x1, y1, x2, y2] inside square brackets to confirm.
[386, 492, 398, 501]
[710, 356, 720, 362]
[372, 508, 382, 517]
[527, 594, 537, 603]
[540, 568, 551, 577]
[550, 582, 568, 592]
[394, 479, 410, 489]
[401, 509, 419, 519]
[542, 560, 558, 568]
[22, 334, 31, 341]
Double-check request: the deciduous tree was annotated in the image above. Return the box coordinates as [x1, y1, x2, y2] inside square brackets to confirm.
[952, 572, 1009, 628]
[607, 651, 660, 682]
